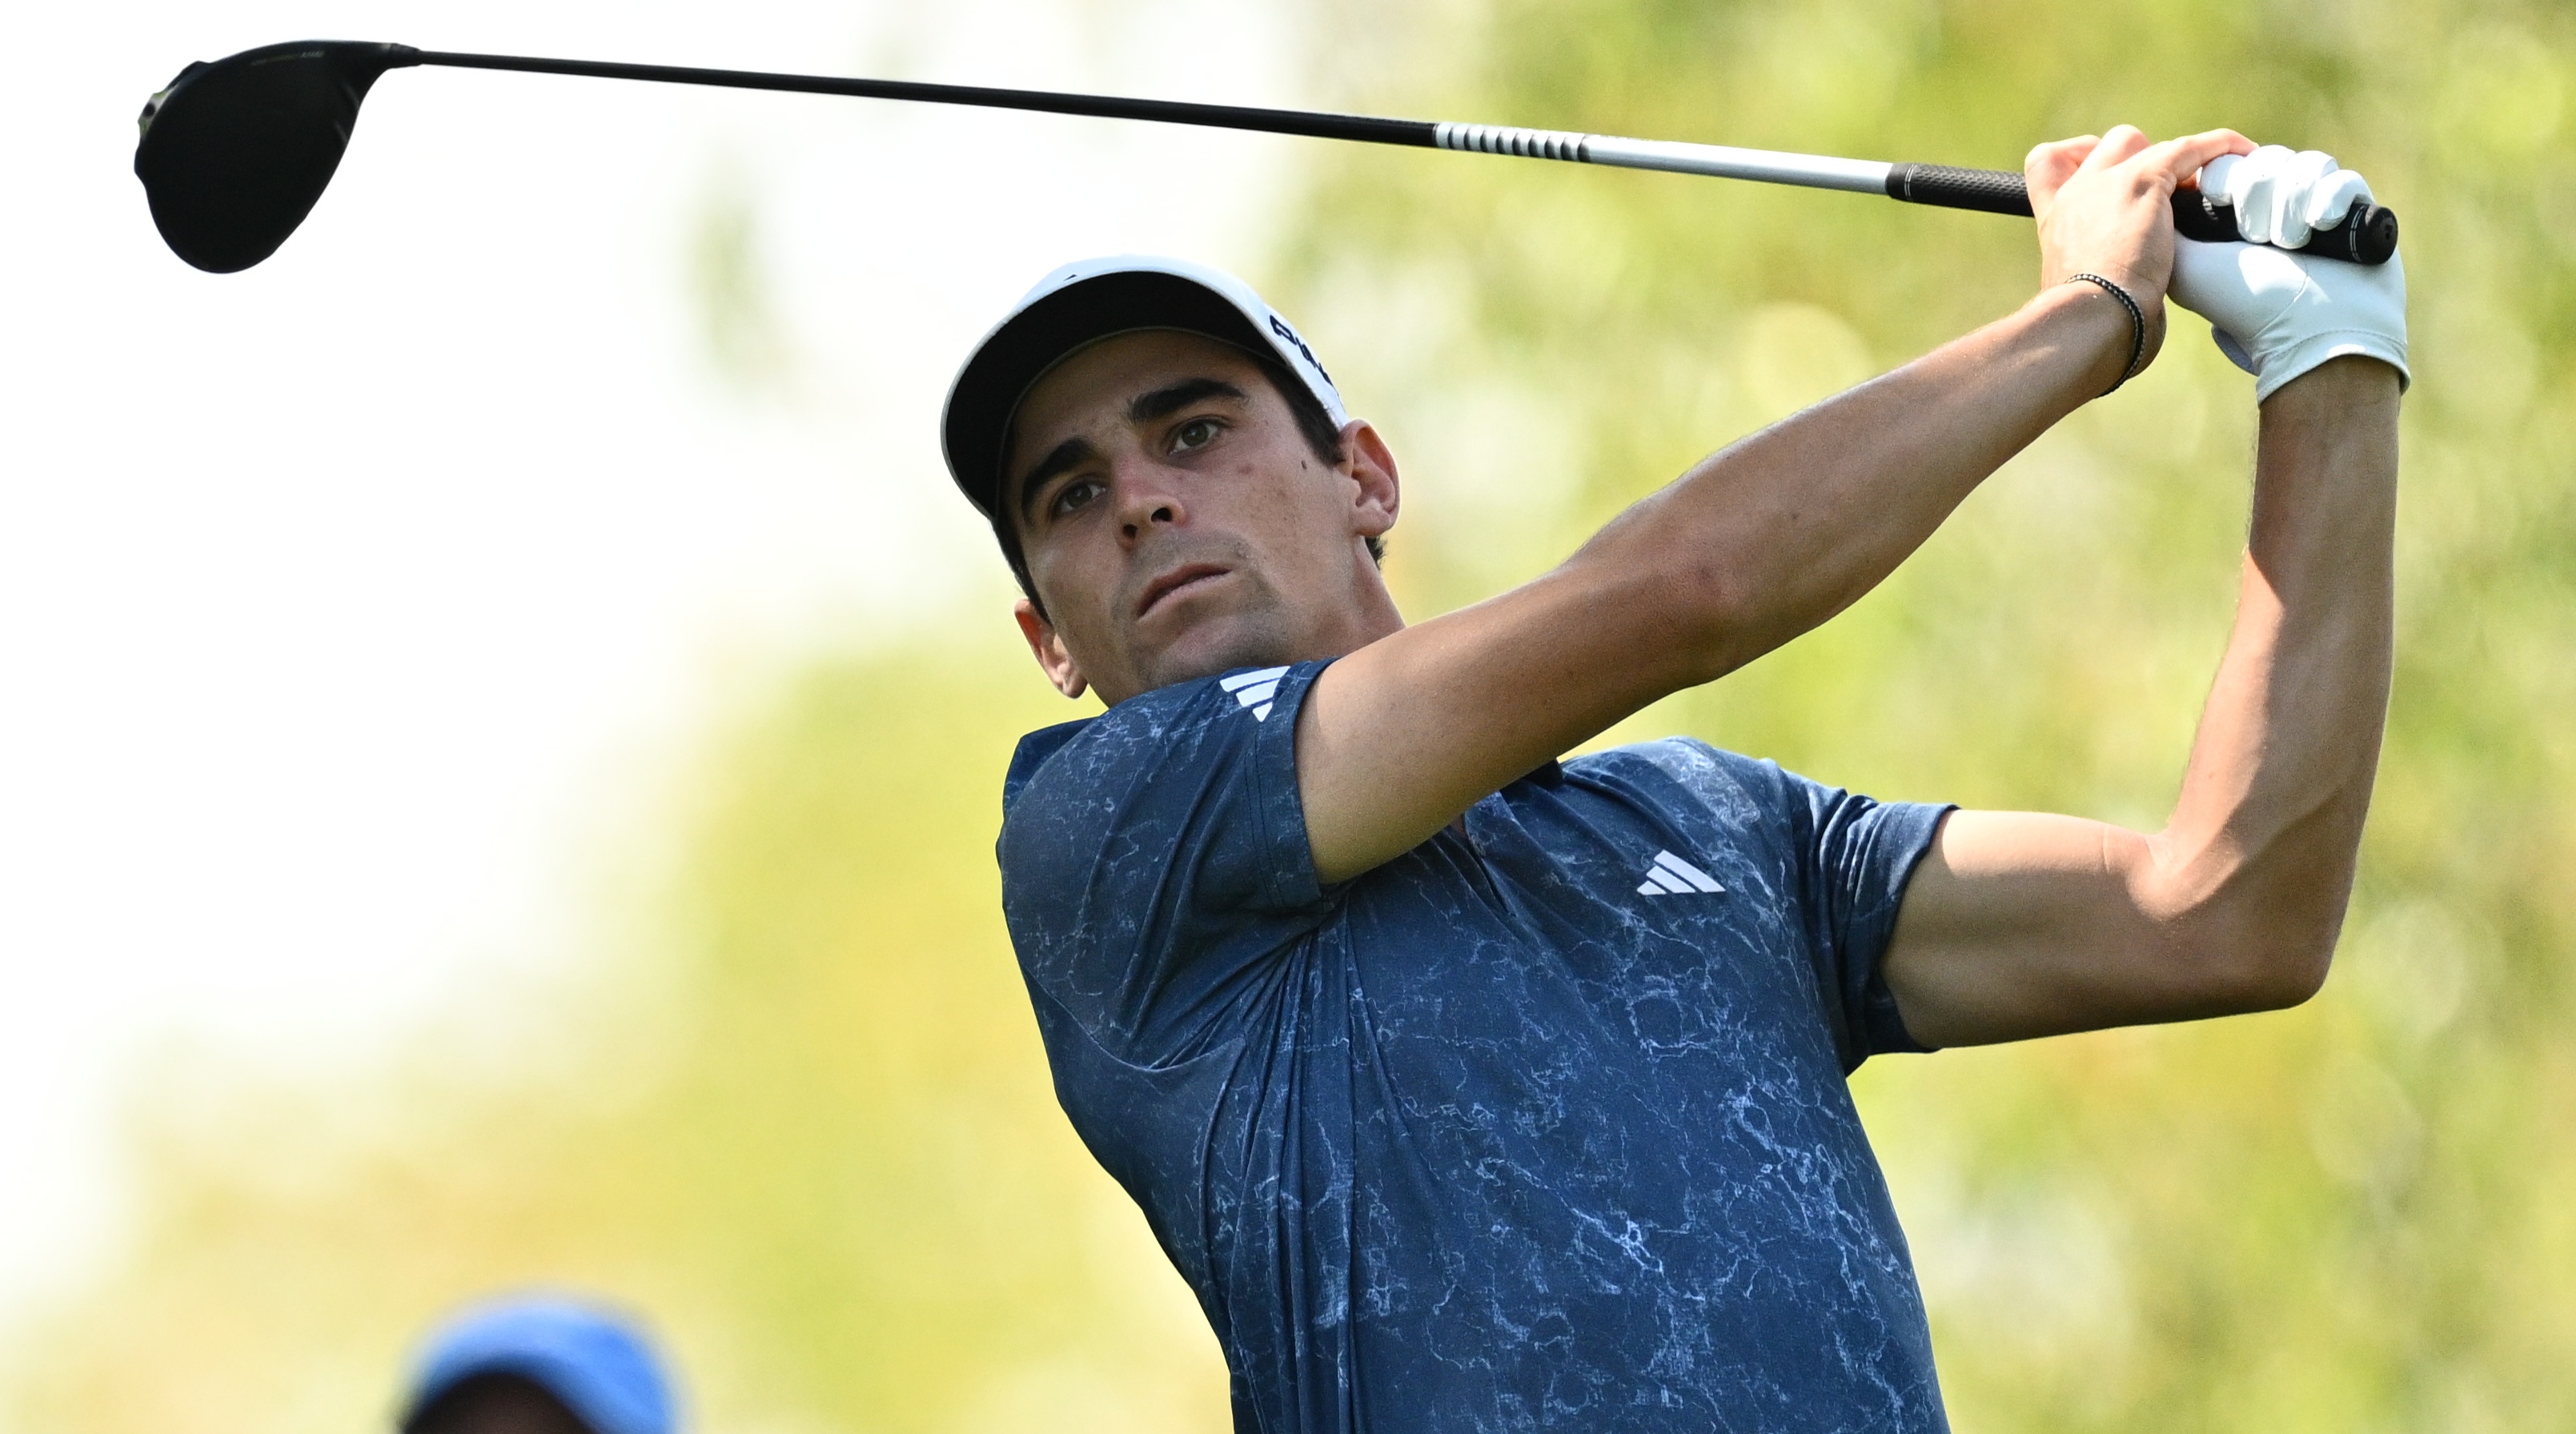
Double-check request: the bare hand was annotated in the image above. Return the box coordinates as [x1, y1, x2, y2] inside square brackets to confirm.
[2026, 126, 2254, 363]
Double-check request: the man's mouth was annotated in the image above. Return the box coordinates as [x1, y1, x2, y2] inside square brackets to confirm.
[1135, 563, 1231, 619]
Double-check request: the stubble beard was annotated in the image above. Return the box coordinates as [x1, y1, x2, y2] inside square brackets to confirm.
[1117, 538, 1299, 698]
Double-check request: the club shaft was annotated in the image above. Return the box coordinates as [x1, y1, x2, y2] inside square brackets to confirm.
[407, 48, 2397, 263]
[416, 51, 1440, 149]
[415, 50, 1901, 199]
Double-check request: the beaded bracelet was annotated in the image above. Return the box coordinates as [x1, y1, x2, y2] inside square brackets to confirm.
[2064, 272, 2147, 395]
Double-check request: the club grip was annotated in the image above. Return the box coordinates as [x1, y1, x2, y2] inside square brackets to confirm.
[1883, 162, 2033, 216]
[2169, 188, 2398, 265]
[1885, 162, 2398, 265]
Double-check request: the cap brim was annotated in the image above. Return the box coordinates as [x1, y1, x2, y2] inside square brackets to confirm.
[941, 270, 1278, 527]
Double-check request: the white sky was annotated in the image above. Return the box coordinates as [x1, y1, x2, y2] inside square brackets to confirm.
[0, 0, 1302, 1328]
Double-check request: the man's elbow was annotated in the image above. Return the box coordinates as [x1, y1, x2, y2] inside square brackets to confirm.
[1660, 550, 1818, 686]
[2149, 833, 2359, 1016]
[2217, 939, 2335, 1013]
[1566, 541, 1755, 687]
[2189, 908, 2343, 1014]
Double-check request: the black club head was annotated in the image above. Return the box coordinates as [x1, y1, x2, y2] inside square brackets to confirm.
[135, 41, 421, 273]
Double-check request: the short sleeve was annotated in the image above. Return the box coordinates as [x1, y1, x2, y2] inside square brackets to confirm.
[1788, 775, 1952, 1070]
[997, 661, 1334, 1067]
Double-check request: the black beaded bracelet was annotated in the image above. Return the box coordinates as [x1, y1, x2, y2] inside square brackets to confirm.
[2065, 272, 2147, 395]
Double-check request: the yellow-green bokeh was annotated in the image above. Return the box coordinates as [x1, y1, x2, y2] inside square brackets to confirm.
[2, 635, 1230, 1434]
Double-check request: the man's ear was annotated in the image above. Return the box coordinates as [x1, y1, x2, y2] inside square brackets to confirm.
[1014, 599, 1089, 700]
[1338, 419, 1401, 543]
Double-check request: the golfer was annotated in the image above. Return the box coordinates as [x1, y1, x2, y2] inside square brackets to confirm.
[945, 128, 2405, 1431]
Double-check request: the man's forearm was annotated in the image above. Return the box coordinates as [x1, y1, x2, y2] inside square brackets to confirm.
[1580, 281, 2135, 683]
[2153, 357, 2401, 999]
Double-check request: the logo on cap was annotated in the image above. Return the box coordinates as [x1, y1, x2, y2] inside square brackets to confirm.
[1269, 314, 1334, 387]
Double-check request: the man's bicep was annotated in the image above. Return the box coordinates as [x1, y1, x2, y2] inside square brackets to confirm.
[1880, 807, 2241, 1047]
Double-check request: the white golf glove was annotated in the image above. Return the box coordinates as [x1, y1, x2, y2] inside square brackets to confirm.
[2168, 146, 2409, 403]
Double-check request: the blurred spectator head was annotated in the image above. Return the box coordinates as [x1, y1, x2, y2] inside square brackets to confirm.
[399, 1294, 678, 1434]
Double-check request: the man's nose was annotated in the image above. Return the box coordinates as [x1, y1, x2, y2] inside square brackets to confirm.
[1110, 459, 1186, 544]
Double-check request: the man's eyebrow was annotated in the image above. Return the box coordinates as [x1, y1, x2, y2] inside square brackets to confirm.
[1014, 435, 1102, 526]
[1130, 378, 1249, 423]
[1010, 379, 1250, 524]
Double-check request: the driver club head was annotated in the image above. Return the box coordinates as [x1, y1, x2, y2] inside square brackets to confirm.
[135, 41, 420, 273]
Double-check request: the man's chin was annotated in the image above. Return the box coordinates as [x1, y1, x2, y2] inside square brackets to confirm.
[1130, 614, 1296, 698]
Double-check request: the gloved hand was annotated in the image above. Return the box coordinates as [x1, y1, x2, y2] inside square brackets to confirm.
[2169, 146, 2409, 403]
[2201, 146, 2377, 250]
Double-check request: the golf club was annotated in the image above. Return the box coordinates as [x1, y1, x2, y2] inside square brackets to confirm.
[135, 39, 2401, 275]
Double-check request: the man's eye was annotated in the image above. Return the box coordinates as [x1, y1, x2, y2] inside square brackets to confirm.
[1173, 418, 1221, 451]
[1050, 478, 1105, 519]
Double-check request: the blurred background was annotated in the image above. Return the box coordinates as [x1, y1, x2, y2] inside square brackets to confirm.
[1, 0, 2568, 1429]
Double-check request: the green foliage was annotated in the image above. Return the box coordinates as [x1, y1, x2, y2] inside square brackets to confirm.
[1281, 0, 2576, 1427]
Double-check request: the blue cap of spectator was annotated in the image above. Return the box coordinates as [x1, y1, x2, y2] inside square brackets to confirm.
[399, 1293, 678, 1434]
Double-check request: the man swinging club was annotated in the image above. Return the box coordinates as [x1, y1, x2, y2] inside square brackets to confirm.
[945, 126, 2406, 1430]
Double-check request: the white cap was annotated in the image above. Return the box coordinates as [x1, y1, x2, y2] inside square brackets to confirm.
[940, 254, 1346, 527]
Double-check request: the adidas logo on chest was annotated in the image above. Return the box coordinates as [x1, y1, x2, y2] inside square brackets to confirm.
[1636, 848, 1724, 896]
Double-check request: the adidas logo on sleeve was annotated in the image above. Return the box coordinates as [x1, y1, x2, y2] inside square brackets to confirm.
[1636, 849, 1725, 896]
[1221, 667, 1290, 722]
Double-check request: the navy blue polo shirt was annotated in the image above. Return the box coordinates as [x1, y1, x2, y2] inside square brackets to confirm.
[998, 660, 1952, 1432]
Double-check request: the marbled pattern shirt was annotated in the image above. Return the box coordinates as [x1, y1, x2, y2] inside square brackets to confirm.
[999, 660, 1952, 1432]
